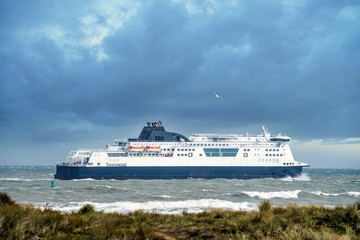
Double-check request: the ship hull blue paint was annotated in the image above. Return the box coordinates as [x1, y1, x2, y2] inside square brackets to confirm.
[55, 165, 304, 180]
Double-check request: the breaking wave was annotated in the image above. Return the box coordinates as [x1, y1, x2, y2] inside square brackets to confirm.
[0, 178, 53, 182]
[310, 191, 360, 197]
[281, 173, 311, 182]
[243, 190, 301, 199]
[38, 199, 258, 214]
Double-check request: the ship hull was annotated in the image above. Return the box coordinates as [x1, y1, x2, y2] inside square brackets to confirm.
[55, 165, 304, 180]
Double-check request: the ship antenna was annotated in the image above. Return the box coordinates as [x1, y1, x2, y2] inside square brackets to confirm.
[262, 125, 269, 135]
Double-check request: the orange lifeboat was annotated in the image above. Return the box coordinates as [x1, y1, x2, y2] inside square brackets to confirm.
[146, 146, 161, 152]
[128, 146, 144, 152]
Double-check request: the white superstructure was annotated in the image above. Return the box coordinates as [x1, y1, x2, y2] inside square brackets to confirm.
[63, 125, 307, 168]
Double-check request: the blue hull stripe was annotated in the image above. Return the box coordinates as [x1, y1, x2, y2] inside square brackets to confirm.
[55, 165, 304, 180]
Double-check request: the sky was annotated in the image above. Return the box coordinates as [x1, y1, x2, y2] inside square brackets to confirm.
[0, 0, 359, 168]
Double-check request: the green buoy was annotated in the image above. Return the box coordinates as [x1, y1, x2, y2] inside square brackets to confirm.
[51, 180, 55, 188]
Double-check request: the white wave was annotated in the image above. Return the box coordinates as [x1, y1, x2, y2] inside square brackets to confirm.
[201, 189, 212, 192]
[43, 199, 258, 214]
[0, 178, 53, 181]
[348, 192, 360, 197]
[310, 191, 340, 196]
[243, 190, 301, 199]
[310, 191, 360, 197]
[71, 178, 96, 181]
[160, 195, 172, 198]
[281, 173, 311, 182]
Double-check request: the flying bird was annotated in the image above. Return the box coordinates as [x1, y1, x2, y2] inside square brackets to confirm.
[209, 91, 224, 100]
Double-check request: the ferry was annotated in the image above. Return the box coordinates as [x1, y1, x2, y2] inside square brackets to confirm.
[55, 121, 309, 180]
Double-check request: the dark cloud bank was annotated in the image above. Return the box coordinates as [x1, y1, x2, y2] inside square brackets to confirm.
[0, 0, 359, 166]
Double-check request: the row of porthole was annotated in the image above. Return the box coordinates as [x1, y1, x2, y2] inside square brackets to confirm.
[258, 159, 279, 163]
[283, 162, 294, 165]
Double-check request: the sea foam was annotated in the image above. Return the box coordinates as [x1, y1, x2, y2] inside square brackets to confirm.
[43, 199, 258, 214]
[243, 190, 301, 199]
[310, 191, 360, 197]
[281, 173, 311, 182]
[348, 192, 360, 197]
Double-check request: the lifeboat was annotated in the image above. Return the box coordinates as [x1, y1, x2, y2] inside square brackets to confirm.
[146, 146, 161, 152]
[128, 146, 144, 152]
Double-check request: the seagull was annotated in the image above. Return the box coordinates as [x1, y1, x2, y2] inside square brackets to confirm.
[209, 91, 224, 100]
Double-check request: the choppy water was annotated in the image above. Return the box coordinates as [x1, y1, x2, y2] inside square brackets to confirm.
[0, 166, 359, 214]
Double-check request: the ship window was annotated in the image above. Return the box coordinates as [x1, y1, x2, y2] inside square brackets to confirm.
[192, 149, 195, 151]
[185, 149, 188, 151]
[277, 149, 279, 151]
[247, 149, 250, 151]
[177, 154, 180, 156]
[204, 148, 239, 157]
[181, 154, 184, 156]
[265, 154, 268, 156]
[243, 153, 248, 157]
[244, 149, 247, 151]
[185, 154, 187, 156]
[107, 153, 124, 157]
[181, 149, 184, 151]
[199, 154, 202, 156]
[277, 154, 279, 156]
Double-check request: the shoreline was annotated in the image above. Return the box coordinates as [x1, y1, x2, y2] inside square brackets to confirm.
[1, 192, 359, 239]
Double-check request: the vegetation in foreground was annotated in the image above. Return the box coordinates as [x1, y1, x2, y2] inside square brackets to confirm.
[0, 192, 359, 240]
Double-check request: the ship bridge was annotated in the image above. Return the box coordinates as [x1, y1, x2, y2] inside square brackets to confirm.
[131, 121, 189, 142]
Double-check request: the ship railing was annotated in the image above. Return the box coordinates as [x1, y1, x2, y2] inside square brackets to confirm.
[75, 148, 105, 152]
[75, 148, 129, 153]
[191, 134, 267, 139]
[192, 134, 247, 138]
[57, 162, 88, 166]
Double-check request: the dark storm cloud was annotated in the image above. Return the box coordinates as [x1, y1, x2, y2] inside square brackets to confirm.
[1, 0, 359, 148]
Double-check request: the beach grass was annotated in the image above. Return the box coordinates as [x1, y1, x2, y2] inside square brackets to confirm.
[0, 192, 359, 239]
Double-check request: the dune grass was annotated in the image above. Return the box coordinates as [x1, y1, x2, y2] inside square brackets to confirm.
[0, 192, 359, 239]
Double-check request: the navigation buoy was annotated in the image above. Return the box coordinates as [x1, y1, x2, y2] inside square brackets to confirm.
[51, 180, 55, 188]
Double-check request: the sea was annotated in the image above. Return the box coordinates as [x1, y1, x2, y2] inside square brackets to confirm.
[0, 166, 359, 214]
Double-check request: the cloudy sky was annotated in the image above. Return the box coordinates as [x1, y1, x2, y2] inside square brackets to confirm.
[1, 0, 359, 168]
